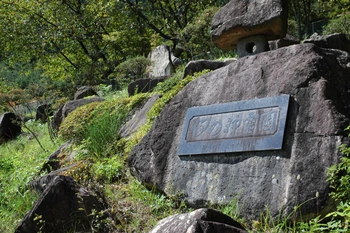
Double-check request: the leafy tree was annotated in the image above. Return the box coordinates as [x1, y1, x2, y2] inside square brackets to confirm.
[0, 0, 232, 87]
[120, 0, 230, 56]
[0, 0, 150, 85]
[323, 14, 350, 40]
[113, 56, 152, 87]
[289, 0, 320, 40]
[0, 60, 72, 113]
[289, 0, 350, 40]
[317, 0, 350, 17]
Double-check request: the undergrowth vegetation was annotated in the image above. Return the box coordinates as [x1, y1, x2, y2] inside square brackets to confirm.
[2, 68, 350, 232]
[45, 69, 208, 232]
[0, 122, 61, 232]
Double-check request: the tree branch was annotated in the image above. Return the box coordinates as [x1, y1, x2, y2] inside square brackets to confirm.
[52, 42, 79, 69]
[122, 0, 173, 40]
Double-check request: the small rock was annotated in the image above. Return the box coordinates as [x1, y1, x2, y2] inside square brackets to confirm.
[149, 208, 247, 233]
[74, 86, 98, 100]
[0, 112, 21, 144]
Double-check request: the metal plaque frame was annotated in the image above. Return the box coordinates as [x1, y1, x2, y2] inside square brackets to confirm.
[178, 95, 290, 155]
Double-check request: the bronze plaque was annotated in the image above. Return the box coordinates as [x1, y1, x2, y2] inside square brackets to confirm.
[178, 95, 290, 155]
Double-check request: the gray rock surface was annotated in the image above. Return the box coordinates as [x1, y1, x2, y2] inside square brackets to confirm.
[183, 59, 236, 79]
[269, 34, 300, 50]
[74, 86, 98, 100]
[30, 164, 76, 193]
[211, 0, 288, 50]
[237, 34, 270, 57]
[304, 33, 350, 54]
[120, 94, 160, 137]
[149, 208, 247, 233]
[128, 43, 350, 220]
[147, 45, 181, 78]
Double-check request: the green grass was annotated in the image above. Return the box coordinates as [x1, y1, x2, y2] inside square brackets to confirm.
[0, 121, 62, 232]
[103, 171, 191, 232]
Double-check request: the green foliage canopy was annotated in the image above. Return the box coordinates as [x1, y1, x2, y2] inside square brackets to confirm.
[0, 0, 231, 86]
[0, 0, 150, 85]
[120, 0, 230, 54]
[2, 0, 347, 88]
[288, 0, 350, 39]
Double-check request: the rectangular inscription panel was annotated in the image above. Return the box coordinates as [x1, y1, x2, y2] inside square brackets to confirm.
[178, 95, 290, 155]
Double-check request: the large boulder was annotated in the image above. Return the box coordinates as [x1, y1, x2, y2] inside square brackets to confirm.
[269, 34, 300, 50]
[304, 33, 350, 54]
[128, 77, 168, 96]
[40, 140, 74, 173]
[74, 86, 98, 100]
[51, 97, 104, 131]
[16, 175, 110, 233]
[30, 164, 76, 194]
[128, 43, 350, 220]
[147, 45, 181, 78]
[149, 208, 247, 233]
[183, 59, 236, 79]
[120, 94, 161, 137]
[211, 0, 288, 53]
[35, 104, 53, 123]
[0, 112, 21, 143]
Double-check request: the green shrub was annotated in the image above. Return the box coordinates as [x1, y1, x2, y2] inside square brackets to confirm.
[114, 56, 152, 87]
[59, 93, 152, 158]
[327, 126, 350, 202]
[319, 126, 350, 232]
[92, 156, 125, 183]
[179, 7, 235, 60]
[323, 14, 350, 39]
[322, 201, 350, 232]
[58, 101, 102, 141]
[287, 20, 299, 39]
[82, 109, 126, 158]
[152, 68, 183, 93]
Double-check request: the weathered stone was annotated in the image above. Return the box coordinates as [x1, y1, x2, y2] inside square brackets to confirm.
[51, 105, 63, 133]
[41, 140, 74, 173]
[62, 97, 104, 119]
[128, 43, 350, 220]
[0, 112, 21, 144]
[237, 34, 270, 57]
[211, 0, 288, 50]
[269, 34, 300, 50]
[304, 33, 350, 54]
[120, 94, 161, 137]
[74, 85, 98, 100]
[16, 175, 109, 233]
[30, 164, 76, 193]
[183, 59, 236, 79]
[149, 208, 247, 233]
[147, 45, 181, 78]
[35, 104, 53, 123]
[128, 77, 168, 96]
[51, 97, 104, 131]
